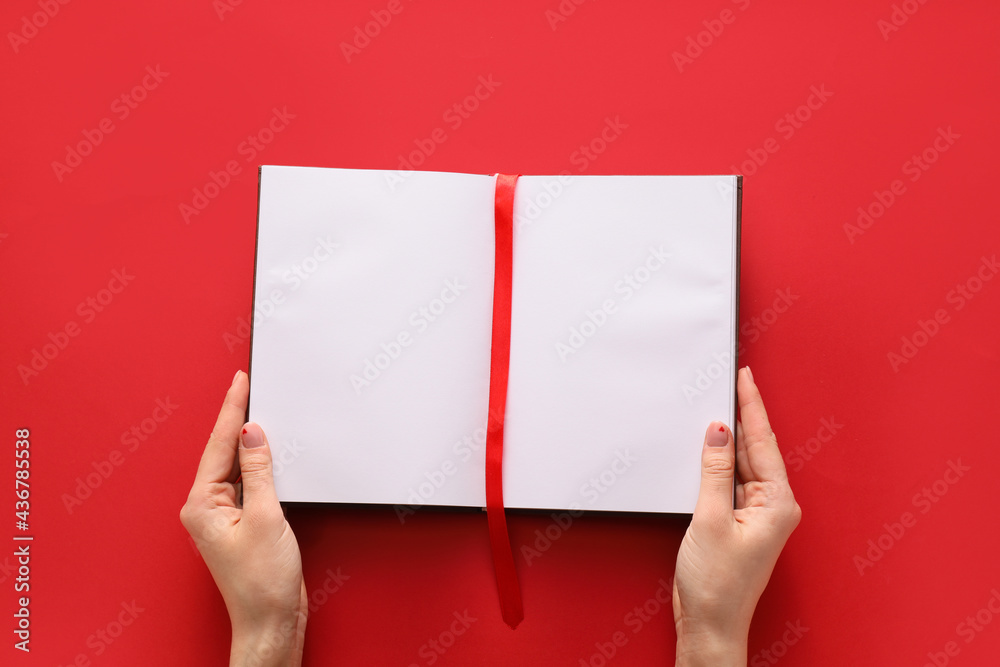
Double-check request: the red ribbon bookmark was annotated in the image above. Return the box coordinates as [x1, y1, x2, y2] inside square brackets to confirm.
[485, 173, 523, 629]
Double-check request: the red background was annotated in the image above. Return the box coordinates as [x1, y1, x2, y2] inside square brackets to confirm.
[2, 0, 999, 665]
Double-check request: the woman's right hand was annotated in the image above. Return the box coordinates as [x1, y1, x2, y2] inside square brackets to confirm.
[672, 367, 802, 666]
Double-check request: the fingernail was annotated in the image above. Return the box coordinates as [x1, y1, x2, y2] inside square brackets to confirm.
[241, 423, 265, 449]
[707, 422, 728, 447]
[232, 370, 242, 386]
[745, 366, 754, 383]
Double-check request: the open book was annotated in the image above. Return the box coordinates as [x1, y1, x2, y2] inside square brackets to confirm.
[248, 166, 740, 514]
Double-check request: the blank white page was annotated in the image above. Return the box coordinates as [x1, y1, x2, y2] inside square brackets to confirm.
[249, 166, 739, 514]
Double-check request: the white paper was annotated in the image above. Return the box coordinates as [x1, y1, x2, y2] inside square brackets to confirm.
[249, 166, 739, 514]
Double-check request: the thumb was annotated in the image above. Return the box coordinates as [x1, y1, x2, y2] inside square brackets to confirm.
[238, 422, 281, 519]
[694, 421, 736, 521]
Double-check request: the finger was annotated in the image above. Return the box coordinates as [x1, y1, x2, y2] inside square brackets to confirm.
[194, 371, 249, 486]
[238, 421, 281, 522]
[737, 367, 789, 484]
[693, 421, 736, 521]
[735, 420, 757, 483]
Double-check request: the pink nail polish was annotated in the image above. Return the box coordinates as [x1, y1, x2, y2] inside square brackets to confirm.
[242, 423, 265, 449]
[707, 423, 728, 447]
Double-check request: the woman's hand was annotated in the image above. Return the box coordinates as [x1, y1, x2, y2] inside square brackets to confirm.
[180, 371, 307, 667]
[673, 367, 801, 667]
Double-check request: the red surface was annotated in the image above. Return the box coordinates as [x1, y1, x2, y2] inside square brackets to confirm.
[2, 1, 999, 665]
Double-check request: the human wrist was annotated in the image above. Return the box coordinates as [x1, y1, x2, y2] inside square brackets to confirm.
[675, 626, 747, 667]
[230, 613, 303, 667]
